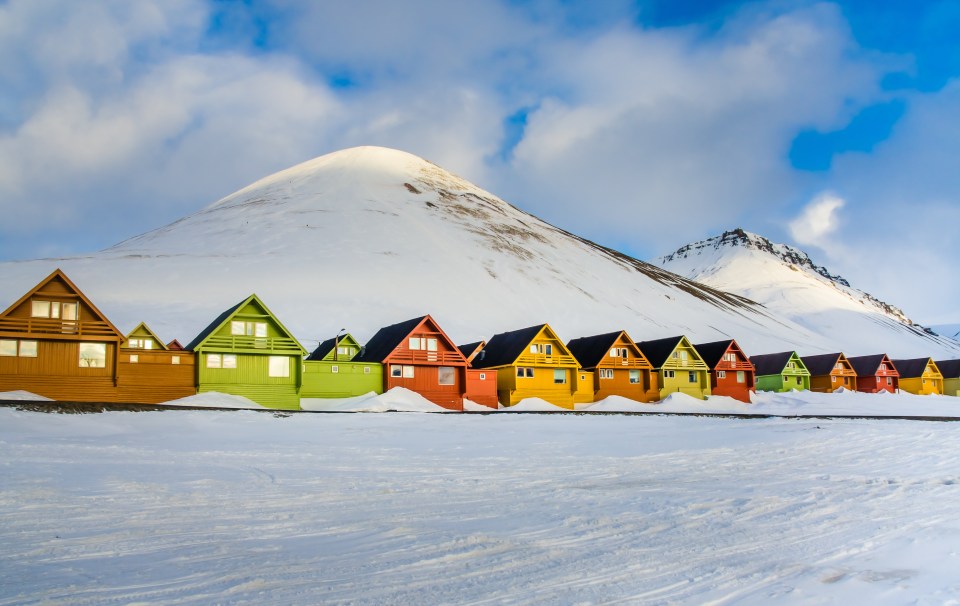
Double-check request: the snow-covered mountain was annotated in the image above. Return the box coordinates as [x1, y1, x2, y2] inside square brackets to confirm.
[656, 228, 957, 357]
[0, 147, 956, 358]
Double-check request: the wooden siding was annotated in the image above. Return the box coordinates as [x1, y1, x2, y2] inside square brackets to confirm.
[197, 353, 301, 409]
[301, 360, 383, 398]
[384, 365, 464, 410]
[118, 350, 196, 403]
[488, 325, 586, 409]
[754, 353, 809, 392]
[465, 368, 498, 408]
[380, 317, 468, 410]
[707, 344, 755, 403]
[943, 378, 960, 397]
[593, 333, 658, 402]
[646, 338, 710, 400]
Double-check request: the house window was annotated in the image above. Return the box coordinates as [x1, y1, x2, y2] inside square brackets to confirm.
[600, 369, 613, 379]
[438, 366, 455, 385]
[19, 341, 37, 357]
[403, 365, 414, 378]
[886, 377, 892, 385]
[363, 366, 370, 374]
[479, 372, 486, 380]
[835, 363, 843, 370]
[530, 343, 553, 355]
[231, 321, 267, 337]
[680, 351, 688, 361]
[717, 370, 726, 379]
[337, 346, 356, 357]
[664, 370, 675, 378]
[737, 371, 745, 383]
[269, 356, 290, 378]
[831, 376, 837, 383]
[391, 365, 402, 378]
[0, 340, 17, 356]
[517, 367, 534, 378]
[223, 355, 236, 368]
[128, 338, 154, 349]
[207, 354, 222, 368]
[78, 343, 107, 368]
[554, 369, 566, 384]
[629, 370, 640, 384]
[879, 363, 887, 371]
[876, 377, 881, 383]
[796, 376, 802, 384]
[688, 371, 697, 383]
[786, 362, 795, 369]
[331, 365, 339, 374]
[129, 354, 138, 363]
[172, 356, 180, 365]
[409, 337, 437, 351]
[581, 374, 585, 380]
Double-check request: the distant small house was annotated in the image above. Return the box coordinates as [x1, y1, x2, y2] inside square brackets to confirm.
[301, 332, 383, 400]
[458, 341, 499, 409]
[118, 322, 196, 403]
[566, 330, 658, 403]
[847, 354, 899, 394]
[471, 324, 593, 409]
[891, 357, 943, 396]
[750, 351, 810, 392]
[694, 339, 755, 403]
[186, 294, 307, 410]
[354, 315, 469, 410]
[167, 339, 186, 351]
[934, 359, 960, 397]
[635, 336, 710, 400]
[802, 353, 858, 393]
[0, 269, 124, 402]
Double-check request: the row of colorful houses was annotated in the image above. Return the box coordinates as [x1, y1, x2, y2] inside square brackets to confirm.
[1, 270, 958, 410]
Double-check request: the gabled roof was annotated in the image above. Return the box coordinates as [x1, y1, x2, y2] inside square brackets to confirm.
[635, 336, 686, 369]
[167, 339, 185, 351]
[458, 341, 485, 362]
[694, 339, 750, 370]
[566, 331, 626, 369]
[934, 359, 960, 379]
[185, 294, 306, 354]
[470, 324, 547, 369]
[306, 333, 361, 361]
[0, 268, 123, 340]
[123, 322, 169, 350]
[891, 357, 940, 379]
[847, 354, 893, 377]
[354, 315, 465, 364]
[801, 353, 847, 376]
[750, 351, 804, 376]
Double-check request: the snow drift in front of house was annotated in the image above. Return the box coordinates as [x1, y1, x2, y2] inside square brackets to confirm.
[163, 392, 266, 409]
[0, 390, 54, 401]
[300, 387, 451, 413]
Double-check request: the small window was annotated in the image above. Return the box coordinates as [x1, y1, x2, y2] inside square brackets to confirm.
[530, 345, 538, 354]
[223, 354, 237, 369]
[363, 366, 371, 374]
[610, 348, 618, 357]
[19, 341, 37, 358]
[680, 351, 688, 361]
[688, 371, 696, 383]
[479, 372, 486, 380]
[831, 376, 837, 383]
[876, 377, 881, 383]
[427, 339, 437, 352]
[629, 370, 640, 384]
[403, 365, 415, 378]
[581, 374, 585, 380]
[717, 370, 726, 379]
[255, 323, 267, 338]
[129, 354, 138, 363]
[796, 376, 802, 384]
[62, 303, 78, 321]
[525, 368, 534, 378]
[737, 371, 745, 383]
[331, 365, 339, 374]
[664, 370, 675, 379]
[886, 377, 892, 385]
[438, 366, 455, 385]
[600, 369, 613, 379]
[31, 300, 51, 318]
[391, 365, 403, 378]
[172, 356, 180, 365]
[553, 369, 566, 384]
[544, 344, 552, 356]
[0, 340, 17, 357]
[517, 367, 524, 377]
[410, 337, 422, 350]
[231, 321, 244, 336]
[672, 351, 679, 359]
[207, 354, 222, 368]
[78, 343, 107, 368]
[269, 356, 289, 378]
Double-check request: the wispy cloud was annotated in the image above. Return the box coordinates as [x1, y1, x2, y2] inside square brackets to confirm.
[788, 192, 845, 251]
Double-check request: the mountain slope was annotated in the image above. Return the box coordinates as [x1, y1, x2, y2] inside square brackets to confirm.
[0, 147, 955, 358]
[656, 228, 957, 357]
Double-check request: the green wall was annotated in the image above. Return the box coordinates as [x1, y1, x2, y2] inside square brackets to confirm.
[302, 360, 383, 398]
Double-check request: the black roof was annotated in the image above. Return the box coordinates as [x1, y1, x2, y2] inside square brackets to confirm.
[801, 353, 845, 376]
[306, 337, 337, 361]
[749, 351, 798, 376]
[185, 298, 245, 351]
[635, 336, 684, 368]
[934, 359, 960, 379]
[471, 325, 546, 369]
[694, 340, 740, 369]
[353, 316, 428, 363]
[847, 354, 890, 376]
[566, 332, 623, 369]
[891, 357, 936, 378]
[458, 341, 484, 361]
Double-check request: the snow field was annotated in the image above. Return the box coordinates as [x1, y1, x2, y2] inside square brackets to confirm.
[1, 409, 959, 604]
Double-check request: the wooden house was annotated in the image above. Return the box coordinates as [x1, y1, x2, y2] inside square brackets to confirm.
[458, 341, 499, 409]
[301, 332, 383, 399]
[801, 353, 858, 393]
[635, 336, 710, 400]
[0, 269, 124, 402]
[847, 354, 899, 394]
[354, 315, 469, 410]
[471, 324, 593, 409]
[934, 359, 960, 397]
[750, 351, 810, 392]
[186, 294, 307, 410]
[167, 339, 185, 351]
[891, 357, 943, 395]
[118, 322, 196, 403]
[566, 331, 658, 403]
[694, 339, 755, 403]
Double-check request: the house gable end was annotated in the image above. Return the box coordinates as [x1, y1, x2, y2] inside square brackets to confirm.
[187, 294, 306, 355]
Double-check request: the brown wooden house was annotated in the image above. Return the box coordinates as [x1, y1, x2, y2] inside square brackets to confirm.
[801, 352, 858, 393]
[458, 340, 499, 409]
[354, 315, 469, 410]
[847, 354, 899, 394]
[0, 269, 124, 401]
[694, 339, 756, 403]
[566, 330, 658, 403]
[117, 322, 196, 404]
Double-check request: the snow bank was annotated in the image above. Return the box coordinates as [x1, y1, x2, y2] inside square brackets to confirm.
[0, 390, 54, 401]
[301, 388, 452, 413]
[500, 397, 572, 412]
[463, 398, 497, 412]
[162, 392, 265, 409]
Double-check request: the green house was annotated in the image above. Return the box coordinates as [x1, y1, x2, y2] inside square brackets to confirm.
[635, 335, 711, 400]
[186, 294, 306, 410]
[750, 351, 811, 392]
[302, 333, 383, 399]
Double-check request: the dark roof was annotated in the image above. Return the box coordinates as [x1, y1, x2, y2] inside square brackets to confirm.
[694, 340, 737, 369]
[891, 357, 935, 378]
[353, 316, 428, 363]
[185, 298, 245, 351]
[471, 325, 546, 369]
[749, 351, 798, 376]
[306, 337, 337, 361]
[934, 359, 960, 379]
[458, 341, 484, 361]
[847, 354, 889, 376]
[635, 336, 684, 368]
[801, 353, 844, 376]
[566, 332, 622, 369]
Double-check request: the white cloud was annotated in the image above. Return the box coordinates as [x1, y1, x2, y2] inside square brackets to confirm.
[788, 192, 845, 250]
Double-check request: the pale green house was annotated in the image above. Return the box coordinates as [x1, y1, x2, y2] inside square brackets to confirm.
[302, 333, 383, 399]
[750, 351, 811, 392]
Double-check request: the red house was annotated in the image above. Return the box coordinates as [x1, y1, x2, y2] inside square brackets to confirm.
[847, 354, 900, 393]
[354, 315, 469, 410]
[458, 340, 499, 409]
[694, 339, 756, 403]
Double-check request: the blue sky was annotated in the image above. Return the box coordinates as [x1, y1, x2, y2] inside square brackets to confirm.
[0, 0, 958, 323]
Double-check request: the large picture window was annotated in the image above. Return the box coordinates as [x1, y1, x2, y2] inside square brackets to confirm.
[438, 367, 455, 385]
[0, 340, 16, 356]
[553, 369, 566, 384]
[268, 356, 289, 378]
[79, 343, 107, 368]
[629, 370, 640, 384]
[31, 301, 77, 320]
[207, 354, 237, 369]
[391, 365, 415, 378]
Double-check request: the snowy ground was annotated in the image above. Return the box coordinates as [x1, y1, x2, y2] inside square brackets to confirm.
[2, 408, 959, 605]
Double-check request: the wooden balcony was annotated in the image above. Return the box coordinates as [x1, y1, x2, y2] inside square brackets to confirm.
[202, 335, 303, 353]
[388, 349, 466, 365]
[515, 353, 579, 367]
[0, 317, 118, 338]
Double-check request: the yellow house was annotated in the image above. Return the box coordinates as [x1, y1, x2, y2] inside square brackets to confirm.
[635, 335, 711, 400]
[892, 357, 943, 395]
[471, 324, 593, 409]
[935, 359, 960, 397]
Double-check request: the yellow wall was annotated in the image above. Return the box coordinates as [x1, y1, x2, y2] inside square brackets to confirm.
[900, 376, 943, 395]
[655, 339, 711, 400]
[943, 378, 960, 397]
[495, 326, 584, 409]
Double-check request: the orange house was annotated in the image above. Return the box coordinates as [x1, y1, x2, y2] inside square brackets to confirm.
[458, 341, 499, 409]
[802, 352, 858, 393]
[566, 330, 658, 402]
[354, 315, 469, 410]
[847, 354, 899, 394]
[0, 269, 124, 402]
[694, 339, 756, 403]
[117, 322, 197, 404]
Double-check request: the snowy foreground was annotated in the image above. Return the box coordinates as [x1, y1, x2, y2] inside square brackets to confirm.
[2, 408, 960, 605]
